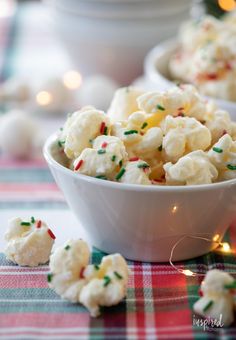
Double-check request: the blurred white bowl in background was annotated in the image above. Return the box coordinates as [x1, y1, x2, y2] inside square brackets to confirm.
[44, 0, 192, 85]
[144, 39, 236, 121]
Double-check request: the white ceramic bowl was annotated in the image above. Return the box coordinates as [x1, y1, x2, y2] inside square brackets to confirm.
[144, 39, 236, 121]
[44, 133, 236, 262]
[44, 0, 192, 84]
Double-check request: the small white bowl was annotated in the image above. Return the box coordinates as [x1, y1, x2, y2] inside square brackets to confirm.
[44, 1, 192, 84]
[44, 133, 236, 262]
[144, 39, 236, 121]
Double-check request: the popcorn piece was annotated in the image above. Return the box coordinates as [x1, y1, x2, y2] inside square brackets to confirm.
[161, 115, 211, 162]
[48, 239, 129, 317]
[80, 254, 129, 317]
[61, 106, 111, 159]
[118, 160, 151, 185]
[208, 134, 236, 180]
[108, 87, 143, 122]
[193, 269, 235, 327]
[164, 150, 218, 185]
[205, 110, 232, 144]
[4, 217, 55, 267]
[48, 239, 90, 303]
[137, 85, 207, 122]
[73, 135, 128, 180]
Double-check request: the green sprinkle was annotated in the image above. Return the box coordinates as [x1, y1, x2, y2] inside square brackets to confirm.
[213, 147, 223, 153]
[158, 145, 163, 151]
[203, 300, 214, 312]
[124, 130, 138, 135]
[103, 275, 111, 287]
[114, 271, 123, 280]
[137, 163, 150, 169]
[59, 127, 63, 131]
[119, 160, 123, 167]
[224, 281, 236, 289]
[141, 122, 148, 129]
[227, 164, 236, 171]
[47, 273, 53, 283]
[98, 149, 106, 155]
[20, 222, 31, 226]
[116, 168, 126, 181]
[104, 126, 108, 135]
[94, 264, 100, 270]
[111, 155, 116, 162]
[89, 139, 93, 144]
[31, 216, 35, 223]
[58, 140, 65, 148]
[95, 175, 107, 180]
[65, 245, 71, 250]
[156, 104, 165, 111]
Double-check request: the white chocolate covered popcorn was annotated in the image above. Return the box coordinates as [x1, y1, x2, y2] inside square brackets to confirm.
[118, 160, 151, 185]
[208, 134, 236, 180]
[108, 87, 143, 122]
[169, 13, 236, 101]
[48, 239, 90, 303]
[48, 239, 129, 317]
[73, 135, 128, 180]
[137, 85, 207, 121]
[80, 254, 129, 317]
[61, 106, 111, 159]
[193, 269, 235, 327]
[205, 110, 232, 144]
[5, 217, 55, 267]
[164, 151, 218, 185]
[161, 115, 211, 162]
[59, 85, 236, 186]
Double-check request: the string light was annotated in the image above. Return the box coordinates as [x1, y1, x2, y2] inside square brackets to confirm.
[172, 205, 178, 213]
[63, 71, 82, 90]
[218, 0, 236, 11]
[36, 91, 52, 106]
[169, 234, 233, 277]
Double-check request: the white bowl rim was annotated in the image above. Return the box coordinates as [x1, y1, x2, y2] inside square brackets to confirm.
[43, 132, 236, 193]
[144, 38, 236, 108]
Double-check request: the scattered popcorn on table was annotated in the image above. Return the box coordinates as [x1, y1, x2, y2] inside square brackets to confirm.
[193, 269, 236, 327]
[48, 239, 129, 317]
[58, 84, 236, 186]
[0, 110, 37, 159]
[4, 217, 55, 267]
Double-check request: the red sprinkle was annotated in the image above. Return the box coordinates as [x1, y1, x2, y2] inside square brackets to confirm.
[225, 62, 232, 71]
[206, 73, 218, 80]
[101, 142, 108, 148]
[100, 122, 106, 134]
[36, 220, 42, 228]
[48, 229, 56, 240]
[75, 159, 84, 171]
[79, 267, 85, 279]
[222, 129, 227, 136]
[198, 289, 203, 297]
[140, 132, 144, 136]
[129, 157, 139, 162]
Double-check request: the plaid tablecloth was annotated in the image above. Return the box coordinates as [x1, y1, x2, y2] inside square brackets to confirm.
[1, 2, 236, 340]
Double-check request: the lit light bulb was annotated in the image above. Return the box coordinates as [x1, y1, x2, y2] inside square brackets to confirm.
[172, 205, 178, 213]
[218, 0, 236, 11]
[213, 234, 220, 242]
[221, 242, 231, 252]
[182, 269, 195, 277]
[63, 71, 82, 90]
[36, 91, 52, 106]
